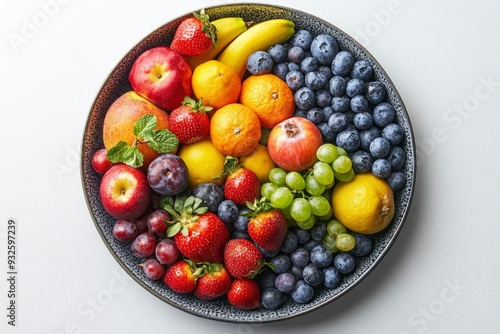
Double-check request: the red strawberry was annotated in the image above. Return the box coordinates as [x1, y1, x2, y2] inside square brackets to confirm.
[194, 263, 232, 301]
[246, 198, 288, 252]
[170, 9, 217, 56]
[163, 259, 201, 294]
[219, 156, 260, 206]
[164, 195, 229, 263]
[226, 278, 261, 310]
[223, 238, 264, 279]
[168, 97, 211, 144]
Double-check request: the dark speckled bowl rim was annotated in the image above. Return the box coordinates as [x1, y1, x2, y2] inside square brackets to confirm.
[81, 3, 416, 324]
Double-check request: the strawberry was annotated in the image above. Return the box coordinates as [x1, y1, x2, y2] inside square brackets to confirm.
[246, 198, 288, 252]
[163, 195, 229, 263]
[168, 97, 211, 144]
[194, 263, 232, 301]
[219, 156, 260, 206]
[223, 238, 264, 279]
[226, 278, 261, 310]
[170, 9, 217, 56]
[163, 259, 202, 294]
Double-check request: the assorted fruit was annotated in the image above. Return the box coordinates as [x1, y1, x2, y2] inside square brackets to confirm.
[90, 9, 407, 311]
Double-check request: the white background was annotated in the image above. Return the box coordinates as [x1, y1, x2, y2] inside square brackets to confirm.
[1, 0, 500, 333]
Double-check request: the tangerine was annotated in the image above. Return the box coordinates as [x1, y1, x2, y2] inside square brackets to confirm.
[239, 74, 295, 128]
[210, 103, 261, 157]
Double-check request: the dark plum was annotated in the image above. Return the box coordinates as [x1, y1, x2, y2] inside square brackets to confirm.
[147, 154, 188, 196]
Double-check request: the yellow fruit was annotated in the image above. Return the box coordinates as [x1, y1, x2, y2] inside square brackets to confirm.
[239, 144, 275, 183]
[332, 173, 395, 234]
[177, 137, 226, 188]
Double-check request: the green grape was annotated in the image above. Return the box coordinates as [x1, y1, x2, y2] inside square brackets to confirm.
[322, 234, 339, 253]
[280, 204, 294, 221]
[337, 147, 347, 156]
[316, 206, 333, 221]
[332, 155, 352, 174]
[335, 168, 355, 182]
[261, 182, 278, 199]
[305, 174, 325, 196]
[285, 171, 306, 190]
[270, 187, 294, 209]
[269, 167, 287, 186]
[327, 219, 347, 238]
[324, 178, 335, 189]
[313, 162, 334, 185]
[316, 143, 338, 164]
[296, 215, 315, 229]
[308, 195, 331, 217]
[335, 233, 356, 252]
[290, 198, 312, 222]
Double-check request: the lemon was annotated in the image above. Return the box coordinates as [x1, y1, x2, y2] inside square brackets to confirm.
[239, 144, 275, 183]
[332, 173, 395, 234]
[178, 137, 226, 188]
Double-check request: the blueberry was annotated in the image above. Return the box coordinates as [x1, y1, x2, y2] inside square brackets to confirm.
[246, 51, 274, 75]
[192, 182, 224, 213]
[322, 106, 335, 120]
[328, 112, 349, 132]
[290, 247, 310, 267]
[323, 266, 341, 289]
[359, 126, 381, 150]
[294, 86, 316, 110]
[305, 71, 328, 90]
[310, 34, 339, 65]
[371, 158, 392, 178]
[291, 280, 314, 304]
[382, 123, 405, 146]
[372, 102, 395, 127]
[270, 254, 292, 274]
[302, 263, 325, 286]
[318, 65, 333, 81]
[315, 89, 332, 107]
[294, 109, 308, 118]
[273, 62, 289, 81]
[291, 29, 314, 49]
[335, 128, 361, 152]
[303, 239, 321, 252]
[261, 288, 285, 310]
[286, 70, 305, 91]
[258, 245, 280, 259]
[365, 81, 386, 104]
[351, 150, 373, 173]
[353, 112, 373, 130]
[386, 171, 407, 191]
[344, 78, 363, 98]
[257, 270, 278, 290]
[310, 223, 327, 241]
[290, 265, 304, 280]
[300, 56, 319, 73]
[331, 50, 355, 76]
[288, 45, 306, 63]
[350, 95, 369, 113]
[350, 233, 373, 257]
[350, 60, 373, 81]
[387, 146, 406, 170]
[310, 245, 333, 268]
[293, 228, 311, 244]
[288, 61, 301, 72]
[333, 252, 356, 274]
[234, 209, 250, 232]
[268, 43, 288, 63]
[306, 107, 324, 124]
[217, 200, 239, 224]
[344, 110, 356, 124]
[232, 230, 250, 240]
[331, 96, 350, 112]
[280, 230, 299, 253]
[328, 76, 347, 97]
[275, 272, 296, 293]
[317, 123, 336, 143]
[369, 137, 391, 158]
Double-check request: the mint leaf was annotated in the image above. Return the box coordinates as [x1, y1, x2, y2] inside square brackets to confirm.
[107, 141, 143, 168]
[107, 141, 130, 163]
[147, 129, 179, 153]
[134, 114, 157, 138]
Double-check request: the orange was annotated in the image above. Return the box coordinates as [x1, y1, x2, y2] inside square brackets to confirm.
[239, 144, 275, 183]
[239, 74, 295, 128]
[332, 173, 395, 234]
[191, 60, 241, 110]
[210, 103, 261, 157]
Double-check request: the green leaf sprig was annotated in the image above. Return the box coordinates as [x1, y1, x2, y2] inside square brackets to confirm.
[106, 114, 179, 168]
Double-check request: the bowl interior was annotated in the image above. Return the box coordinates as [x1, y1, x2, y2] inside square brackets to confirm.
[81, 3, 416, 323]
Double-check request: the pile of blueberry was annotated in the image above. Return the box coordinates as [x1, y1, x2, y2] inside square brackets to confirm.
[246, 29, 407, 192]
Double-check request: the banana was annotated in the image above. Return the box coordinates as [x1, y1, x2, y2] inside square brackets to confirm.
[217, 19, 295, 79]
[185, 17, 250, 70]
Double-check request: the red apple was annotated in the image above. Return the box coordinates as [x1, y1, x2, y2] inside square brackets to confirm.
[267, 117, 323, 172]
[99, 164, 152, 220]
[92, 148, 114, 174]
[128, 46, 192, 111]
